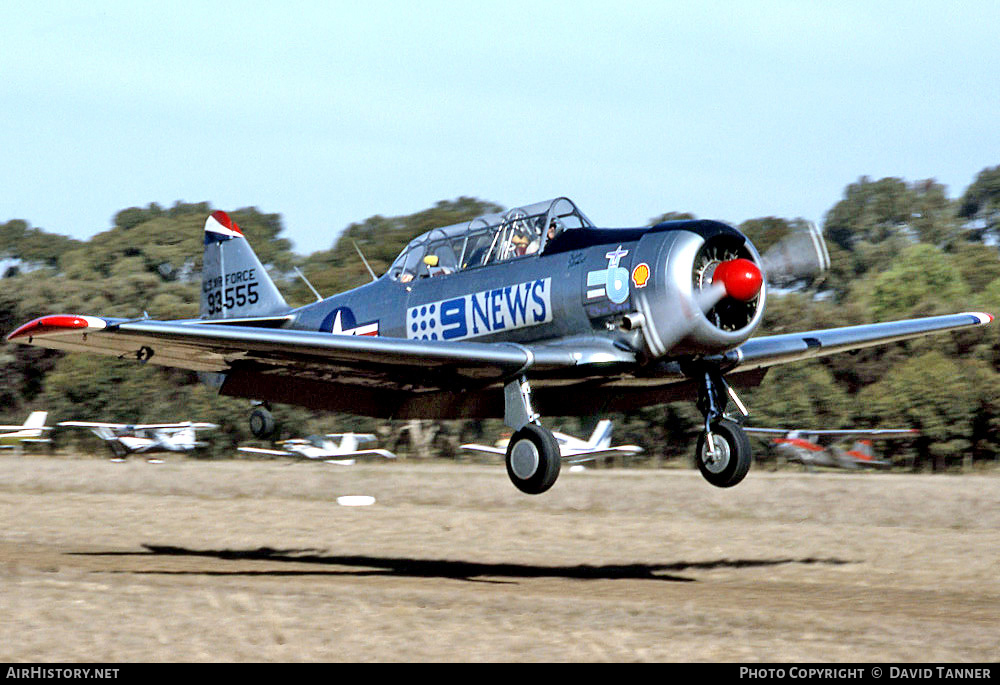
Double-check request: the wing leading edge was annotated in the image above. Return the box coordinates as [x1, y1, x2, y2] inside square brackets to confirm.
[7, 315, 584, 378]
[744, 428, 918, 438]
[726, 312, 992, 371]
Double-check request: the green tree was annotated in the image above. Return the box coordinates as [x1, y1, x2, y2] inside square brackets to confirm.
[860, 351, 982, 471]
[864, 243, 969, 321]
[743, 363, 852, 431]
[822, 177, 960, 288]
[825, 176, 914, 250]
[958, 165, 1000, 242]
[739, 217, 799, 256]
[648, 211, 696, 225]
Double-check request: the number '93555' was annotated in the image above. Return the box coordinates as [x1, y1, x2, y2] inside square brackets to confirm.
[205, 282, 259, 315]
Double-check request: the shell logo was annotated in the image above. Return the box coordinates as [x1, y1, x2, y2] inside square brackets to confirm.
[631, 262, 650, 288]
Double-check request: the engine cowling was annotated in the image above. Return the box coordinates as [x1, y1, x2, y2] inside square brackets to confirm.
[630, 222, 766, 358]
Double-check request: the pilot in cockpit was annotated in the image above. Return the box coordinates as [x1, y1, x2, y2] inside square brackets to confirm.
[526, 218, 562, 254]
[523, 219, 553, 255]
[510, 223, 537, 257]
[547, 218, 563, 241]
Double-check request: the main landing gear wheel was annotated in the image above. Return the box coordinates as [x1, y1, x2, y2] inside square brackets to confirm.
[505, 424, 561, 495]
[249, 406, 276, 439]
[695, 418, 751, 488]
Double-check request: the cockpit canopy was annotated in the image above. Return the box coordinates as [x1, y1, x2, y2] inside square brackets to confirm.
[389, 197, 594, 282]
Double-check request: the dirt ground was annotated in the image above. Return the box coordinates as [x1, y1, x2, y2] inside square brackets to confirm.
[0, 454, 997, 663]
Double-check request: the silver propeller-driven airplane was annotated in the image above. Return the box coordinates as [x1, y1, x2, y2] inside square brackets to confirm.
[8, 197, 992, 494]
[745, 427, 918, 470]
[0, 411, 52, 450]
[238, 432, 396, 465]
[58, 421, 218, 461]
[462, 420, 643, 464]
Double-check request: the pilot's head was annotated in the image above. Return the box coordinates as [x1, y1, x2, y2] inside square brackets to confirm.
[547, 219, 562, 239]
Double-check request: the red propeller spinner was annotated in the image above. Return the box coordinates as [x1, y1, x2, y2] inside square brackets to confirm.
[712, 258, 763, 302]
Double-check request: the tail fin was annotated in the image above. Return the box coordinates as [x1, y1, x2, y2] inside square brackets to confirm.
[338, 434, 359, 453]
[24, 411, 48, 429]
[587, 420, 613, 448]
[201, 211, 289, 320]
[850, 440, 874, 461]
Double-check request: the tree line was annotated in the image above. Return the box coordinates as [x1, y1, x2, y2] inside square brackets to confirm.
[2, 166, 999, 470]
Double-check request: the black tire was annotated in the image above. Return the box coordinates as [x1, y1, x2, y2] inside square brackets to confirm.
[695, 418, 751, 488]
[249, 407, 276, 439]
[505, 424, 561, 495]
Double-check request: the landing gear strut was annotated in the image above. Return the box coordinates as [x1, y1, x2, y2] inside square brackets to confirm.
[694, 366, 752, 488]
[503, 377, 560, 494]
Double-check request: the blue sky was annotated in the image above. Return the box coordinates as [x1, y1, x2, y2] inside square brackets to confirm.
[1, 1, 998, 253]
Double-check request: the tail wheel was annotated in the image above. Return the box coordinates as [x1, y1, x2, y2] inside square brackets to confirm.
[249, 407, 276, 439]
[506, 424, 561, 495]
[695, 418, 751, 488]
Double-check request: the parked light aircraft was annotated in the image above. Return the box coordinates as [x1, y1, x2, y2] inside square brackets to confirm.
[0, 411, 52, 449]
[58, 421, 218, 461]
[745, 427, 918, 470]
[238, 432, 396, 465]
[8, 197, 992, 494]
[461, 420, 642, 464]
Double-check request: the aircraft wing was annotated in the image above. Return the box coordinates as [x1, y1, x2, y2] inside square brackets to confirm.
[239, 446, 394, 459]
[237, 446, 296, 457]
[146, 422, 218, 431]
[7, 316, 583, 385]
[58, 421, 130, 429]
[460, 443, 507, 456]
[728, 312, 992, 371]
[338, 449, 396, 459]
[8, 312, 990, 415]
[562, 445, 644, 464]
[461, 443, 642, 463]
[59, 420, 217, 431]
[745, 428, 918, 439]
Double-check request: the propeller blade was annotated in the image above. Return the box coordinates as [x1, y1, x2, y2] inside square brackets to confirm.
[760, 222, 830, 286]
[695, 281, 729, 313]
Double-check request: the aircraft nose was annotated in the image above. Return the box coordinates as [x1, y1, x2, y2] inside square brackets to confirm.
[712, 258, 763, 302]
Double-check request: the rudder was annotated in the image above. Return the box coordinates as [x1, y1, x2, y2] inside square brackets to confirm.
[24, 411, 48, 429]
[851, 440, 874, 461]
[201, 211, 289, 320]
[588, 420, 613, 448]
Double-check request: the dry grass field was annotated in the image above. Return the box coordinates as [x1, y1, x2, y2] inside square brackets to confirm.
[0, 454, 997, 662]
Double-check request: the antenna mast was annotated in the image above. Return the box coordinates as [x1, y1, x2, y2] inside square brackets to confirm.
[353, 241, 378, 282]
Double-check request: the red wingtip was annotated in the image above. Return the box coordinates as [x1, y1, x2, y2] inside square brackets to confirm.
[7, 315, 106, 341]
